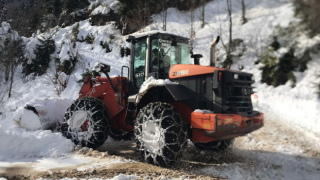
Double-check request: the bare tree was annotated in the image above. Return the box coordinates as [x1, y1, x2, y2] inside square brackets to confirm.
[0, 33, 24, 98]
[200, 0, 206, 28]
[241, 0, 248, 24]
[46, 57, 73, 97]
[227, 0, 232, 55]
[189, 0, 196, 54]
[162, 0, 167, 31]
[218, 0, 234, 68]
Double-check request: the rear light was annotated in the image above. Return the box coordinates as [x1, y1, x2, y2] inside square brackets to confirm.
[218, 72, 222, 81]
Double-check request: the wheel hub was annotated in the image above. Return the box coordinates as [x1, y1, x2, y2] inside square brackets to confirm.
[142, 121, 162, 153]
[69, 111, 89, 131]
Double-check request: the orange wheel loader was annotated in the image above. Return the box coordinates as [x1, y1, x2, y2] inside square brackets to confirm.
[61, 32, 264, 167]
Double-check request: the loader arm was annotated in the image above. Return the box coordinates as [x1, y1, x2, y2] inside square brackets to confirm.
[79, 76, 127, 119]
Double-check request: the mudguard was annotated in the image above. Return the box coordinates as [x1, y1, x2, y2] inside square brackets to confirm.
[135, 83, 195, 106]
[164, 84, 195, 101]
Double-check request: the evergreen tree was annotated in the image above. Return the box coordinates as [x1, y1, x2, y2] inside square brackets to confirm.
[0, 0, 7, 23]
[63, 0, 89, 13]
[53, 0, 62, 15]
[23, 36, 56, 76]
[30, 13, 40, 31]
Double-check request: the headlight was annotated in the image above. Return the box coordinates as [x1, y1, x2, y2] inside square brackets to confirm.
[252, 76, 255, 81]
[234, 74, 239, 79]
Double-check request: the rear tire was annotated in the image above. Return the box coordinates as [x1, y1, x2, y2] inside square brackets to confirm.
[109, 127, 134, 141]
[61, 97, 110, 149]
[193, 139, 234, 152]
[135, 102, 187, 167]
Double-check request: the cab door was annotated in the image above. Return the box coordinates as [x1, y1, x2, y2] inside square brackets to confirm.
[132, 38, 147, 90]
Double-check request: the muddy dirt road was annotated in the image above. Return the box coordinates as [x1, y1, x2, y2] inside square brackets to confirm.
[1, 116, 320, 179]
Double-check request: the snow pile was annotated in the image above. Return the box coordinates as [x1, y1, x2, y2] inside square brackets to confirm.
[9, 97, 74, 130]
[0, 124, 74, 160]
[13, 108, 42, 131]
[139, 76, 177, 93]
[0, 95, 75, 160]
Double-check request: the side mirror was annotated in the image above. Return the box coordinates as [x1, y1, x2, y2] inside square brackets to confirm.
[100, 63, 110, 73]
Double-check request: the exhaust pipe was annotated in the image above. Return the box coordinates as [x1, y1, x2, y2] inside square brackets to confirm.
[210, 36, 220, 67]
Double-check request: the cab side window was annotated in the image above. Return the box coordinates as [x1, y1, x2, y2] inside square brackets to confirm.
[133, 39, 146, 88]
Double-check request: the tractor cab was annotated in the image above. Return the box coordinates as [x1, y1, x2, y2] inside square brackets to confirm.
[126, 32, 190, 93]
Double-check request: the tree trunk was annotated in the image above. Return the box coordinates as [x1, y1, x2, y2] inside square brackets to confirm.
[190, 0, 196, 54]
[8, 60, 14, 98]
[4, 61, 9, 82]
[163, 0, 167, 31]
[201, 0, 205, 28]
[227, 0, 232, 54]
[241, 0, 248, 24]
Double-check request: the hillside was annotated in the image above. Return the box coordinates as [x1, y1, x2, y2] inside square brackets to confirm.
[0, 0, 320, 179]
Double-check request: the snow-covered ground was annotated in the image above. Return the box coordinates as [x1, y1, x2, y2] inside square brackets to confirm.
[0, 0, 320, 179]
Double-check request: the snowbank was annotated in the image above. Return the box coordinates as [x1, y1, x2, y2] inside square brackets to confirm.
[13, 108, 42, 131]
[0, 97, 75, 160]
[0, 124, 74, 160]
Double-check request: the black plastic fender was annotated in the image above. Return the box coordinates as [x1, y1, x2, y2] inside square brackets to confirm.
[136, 84, 195, 110]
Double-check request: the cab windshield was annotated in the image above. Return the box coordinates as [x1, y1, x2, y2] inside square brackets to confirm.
[150, 39, 189, 78]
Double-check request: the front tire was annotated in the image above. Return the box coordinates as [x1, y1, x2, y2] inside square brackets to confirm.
[193, 139, 234, 152]
[61, 97, 110, 149]
[135, 102, 187, 167]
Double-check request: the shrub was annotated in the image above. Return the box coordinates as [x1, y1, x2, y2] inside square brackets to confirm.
[259, 47, 278, 85]
[77, 70, 100, 84]
[72, 23, 80, 39]
[120, 46, 131, 57]
[260, 46, 301, 88]
[57, 56, 77, 75]
[221, 54, 233, 68]
[270, 36, 280, 51]
[85, 33, 95, 44]
[109, 33, 115, 40]
[100, 41, 112, 53]
[295, 49, 311, 72]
